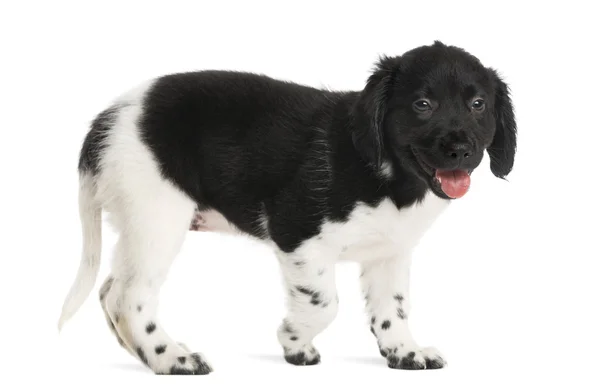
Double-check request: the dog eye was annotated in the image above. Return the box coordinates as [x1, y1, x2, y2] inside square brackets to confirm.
[413, 99, 432, 112]
[471, 99, 485, 111]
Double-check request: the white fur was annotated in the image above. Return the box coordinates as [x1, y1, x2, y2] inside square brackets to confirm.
[60, 80, 212, 374]
[57, 173, 102, 330]
[276, 192, 449, 364]
[59, 79, 451, 372]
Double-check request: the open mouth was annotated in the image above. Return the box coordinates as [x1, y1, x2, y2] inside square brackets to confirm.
[412, 148, 471, 199]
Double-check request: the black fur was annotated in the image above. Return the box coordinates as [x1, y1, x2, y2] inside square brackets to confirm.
[394, 294, 407, 319]
[155, 345, 167, 355]
[424, 357, 445, 369]
[79, 104, 122, 175]
[282, 320, 294, 334]
[398, 352, 425, 370]
[283, 348, 321, 366]
[487, 69, 517, 178]
[167, 353, 211, 375]
[381, 320, 391, 330]
[145, 322, 156, 334]
[296, 285, 323, 306]
[80, 41, 516, 253]
[397, 307, 407, 320]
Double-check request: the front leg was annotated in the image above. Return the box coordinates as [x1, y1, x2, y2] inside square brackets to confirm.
[276, 250, 339, 366]
[361, 253, 446, 370]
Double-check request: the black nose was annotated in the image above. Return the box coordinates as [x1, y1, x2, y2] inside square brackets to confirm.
[443, 142, 473, 160]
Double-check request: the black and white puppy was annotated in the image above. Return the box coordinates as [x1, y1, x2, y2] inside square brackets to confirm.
[58, 41, 516, 374]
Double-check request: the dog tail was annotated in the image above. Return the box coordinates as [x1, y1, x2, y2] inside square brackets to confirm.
[58, 172, 102, 331]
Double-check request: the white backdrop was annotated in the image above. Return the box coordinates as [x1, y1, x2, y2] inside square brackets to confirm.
[1, 1, 599, 389]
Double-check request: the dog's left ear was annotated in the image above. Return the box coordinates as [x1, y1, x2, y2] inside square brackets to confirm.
[487, 69, 517, 179]
[351, 56, 399, 169]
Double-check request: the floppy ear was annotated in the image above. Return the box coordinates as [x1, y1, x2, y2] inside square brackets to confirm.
[488, 70, 517, 179]
[351, 56, 398, 168]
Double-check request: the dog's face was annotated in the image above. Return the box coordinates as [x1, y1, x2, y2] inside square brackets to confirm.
[352, 41, 517, 199]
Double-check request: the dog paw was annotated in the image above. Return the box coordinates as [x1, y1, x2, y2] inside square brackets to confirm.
[385, 347, 446, 370]
[283, 345, 321, 366]
[420, 347, 446, 369]
[156, 352, 213, 375]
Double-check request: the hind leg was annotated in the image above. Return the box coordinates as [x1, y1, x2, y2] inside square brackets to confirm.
[100, 274, 193, 359]
[103, 183, 212, 375]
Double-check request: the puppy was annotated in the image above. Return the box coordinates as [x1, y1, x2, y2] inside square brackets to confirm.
[58, 41, 516, 374]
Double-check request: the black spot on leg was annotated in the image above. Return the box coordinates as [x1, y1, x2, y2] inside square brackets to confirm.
[146, 322, 156, 334]
[370, 326, 376, 335]
[294, 261, 305, 266]
[155, 345, 167, 354]
[136, 347, 149, 366]
[283, 321, 294, 334]
[321, 301, 329, 308]
[290, 336, 298, 341]
[296, 285, 323, 306]
[137, 305, 143, 312]
[397, 308, 407, 320]
[310, 292, 322, 306]
[177, 356, 186, 364]
[394, 294, 407, 319]
[381, 320, 391, 330]
[371, 316, 376, 325]
[296, 286, 315, 296]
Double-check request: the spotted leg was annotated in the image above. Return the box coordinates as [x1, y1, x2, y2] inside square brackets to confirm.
[102, 181, 212, 375]
[276, 250, 339, 366]
[361, 253, 446, 370]
[99, 275, 190, 357]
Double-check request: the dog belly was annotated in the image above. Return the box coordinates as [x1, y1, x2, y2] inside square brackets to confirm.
[188, 191, 449, 262]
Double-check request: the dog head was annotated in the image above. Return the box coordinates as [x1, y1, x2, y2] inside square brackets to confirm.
[352, 41, 517, 199]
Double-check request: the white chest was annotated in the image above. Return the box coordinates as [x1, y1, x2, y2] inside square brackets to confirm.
[294, 191, 450, 263]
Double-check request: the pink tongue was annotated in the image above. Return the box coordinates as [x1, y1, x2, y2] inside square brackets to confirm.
[436, 170, 471, 198]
